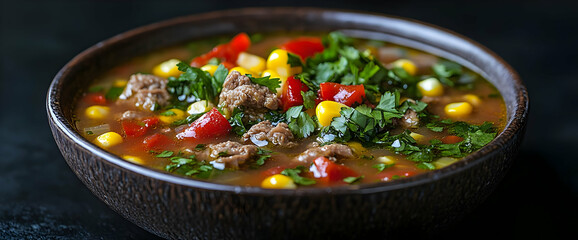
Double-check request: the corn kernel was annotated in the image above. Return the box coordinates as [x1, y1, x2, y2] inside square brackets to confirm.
[85, 105, 110, 119]
[237, 52, 266, 74]
[463, 94, 482, 106]
[187, 100, 215, 115]
[201, 64, 219, 76]
[122, 155, 144, 164]
[152, 59, 181, 78]
[262, 69, 286, 95]
[113, 79, 128, 88]
[94, 132, 123, 148]
[392, 59, 418, 76]
[229, 66, 255, 76]
[266, 49, 292, 78]
[433, 157, 458, 169]
[347, 142, 367, 155]
[376, 156, 396, 165]
[410, 132, 425, 143]
[444, 102, 473, 118]
[316, 101, 348, 127]
[417, 78, 444, 97]
[159, 108, 186, 124]
[261, 174, 297, 189]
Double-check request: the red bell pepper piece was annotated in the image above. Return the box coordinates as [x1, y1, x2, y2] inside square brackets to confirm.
[176, 108, 231, 141]
[309, 157, 358, 184]
[143, 133, 172, 150]
[83, 93, 107, 105]
[190, 33, 251, 67]
[281, 76, 309, 111]
[280, 37, 324, 60]
[121, 117, 160, 137]
[319, 82, 365, 107]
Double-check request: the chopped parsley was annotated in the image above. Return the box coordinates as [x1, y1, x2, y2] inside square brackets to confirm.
[167, 62, 228, 104]
[285, 105, 316, 138]
[164, 156, 221, 179]
[281, 166, 316, 186]
[247, 74, 281, 94]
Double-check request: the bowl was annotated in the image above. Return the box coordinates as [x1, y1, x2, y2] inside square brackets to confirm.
[47, 7, 528, 239]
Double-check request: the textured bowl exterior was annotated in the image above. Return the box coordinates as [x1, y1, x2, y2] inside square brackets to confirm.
[47, 8, 528, 239]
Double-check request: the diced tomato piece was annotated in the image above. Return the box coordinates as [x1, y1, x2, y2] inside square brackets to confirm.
[143, 133, 172, 150]
[121, 121, 147, 137]
[190, 33, 251, 67]
[441, 135, 464, 144]
[142, 117, 160, 128]
[121, 117, 159, 137]
[228, 33, 251, 56]
[281, 76, 309, 111]
[280, 37, 324, 60]
[309, 157, 358, 184]
[319, 82, 365, 107]
[84, 93, 107, 105]
[176, 108, 231, 141]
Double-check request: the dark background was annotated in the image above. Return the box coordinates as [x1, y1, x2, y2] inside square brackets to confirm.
[1, 0, 577, 239]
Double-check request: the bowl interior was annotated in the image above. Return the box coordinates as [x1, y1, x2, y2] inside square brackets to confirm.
[47, 7, 528, 194]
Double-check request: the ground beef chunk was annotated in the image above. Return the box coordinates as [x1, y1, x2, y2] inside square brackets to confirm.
[182, 141, 259, 169]
[394, 109, 420, 129]
[117, 110, 153, 121]
[420, 95, 451, 105]
[242, 121, 296, 147]
[118, 73, 170, 111]
[218, 71, 280, 121]
[296, 143, 354, 163]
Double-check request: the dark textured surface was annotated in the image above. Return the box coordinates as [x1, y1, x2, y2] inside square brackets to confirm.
[1, 0, 577, 239]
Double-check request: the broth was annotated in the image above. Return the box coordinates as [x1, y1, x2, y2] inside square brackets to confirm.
[74, 32, 505, 188]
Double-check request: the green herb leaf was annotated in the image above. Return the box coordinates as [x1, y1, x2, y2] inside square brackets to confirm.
[343, 175, 364, 184]
[281, 166, 316, 185]
[155, 150, 174, 158]
[248, 74, 281, 93]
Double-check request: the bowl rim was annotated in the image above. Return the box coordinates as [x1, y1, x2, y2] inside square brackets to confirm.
[47, 7, 528, 196]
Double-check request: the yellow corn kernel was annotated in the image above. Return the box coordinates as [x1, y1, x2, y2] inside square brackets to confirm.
[417, 78, 444, 97]
[376, 156, 396, 165]
[463, 94, 482, 106]
[392, 59, 417, 76]
[152, 59, 181, 78]
[237, 52, 266, 74]
[433, 157, 458, 169]
[200, 64, 219, 76]
[94, 132, 123, 148]
[261, 174, 297, 189]
[229, 66, 255, 76]
[158, 108, 186, 124]
[85, 106, 110, 119]
[262, 69, 286, 95]
[444, 102, 473, 118]
[113, 79, 128, 88]
[410, 132, 425, 143]
[316, 101, 348, 127]
[266, 49, 292, 78]
[122, 155, 144, 164]
[347, 142, 367, 155]
[187, 100, 215, 115]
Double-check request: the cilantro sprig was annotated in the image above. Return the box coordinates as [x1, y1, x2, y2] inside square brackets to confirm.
[166, 62, 228, 104]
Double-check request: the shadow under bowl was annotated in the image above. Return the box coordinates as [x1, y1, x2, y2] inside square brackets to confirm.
[47, 7, 529, 239]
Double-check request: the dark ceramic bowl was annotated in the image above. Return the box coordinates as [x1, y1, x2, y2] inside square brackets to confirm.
[47, 7, 528, 239]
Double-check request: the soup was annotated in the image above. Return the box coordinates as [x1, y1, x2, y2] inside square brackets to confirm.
[74, 32, 506, 188]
